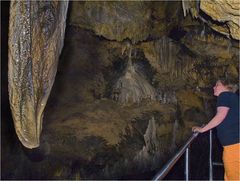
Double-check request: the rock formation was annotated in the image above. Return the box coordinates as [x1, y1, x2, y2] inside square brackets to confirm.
[182, 0, 240, 40]
[8, 1, 68, 148]
[200, 0, 240, 40]
[112, 44, 156, 104]
[69, 1, 152, 43]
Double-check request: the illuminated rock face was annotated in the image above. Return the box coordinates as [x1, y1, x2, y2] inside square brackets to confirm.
[69, 1, 152, 43]
[112, 46, 157, 104]
[181, 0, 240, 40]
[200, 0, 240, 40]
[8, 1, 68, 148]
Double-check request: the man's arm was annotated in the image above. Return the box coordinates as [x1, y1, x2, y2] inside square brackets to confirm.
[192, 106, 229, 133]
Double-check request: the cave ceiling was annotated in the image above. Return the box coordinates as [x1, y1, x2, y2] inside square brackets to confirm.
[69, 1, 240, 42]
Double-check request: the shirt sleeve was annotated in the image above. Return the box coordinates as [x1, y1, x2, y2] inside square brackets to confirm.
[216, 92, 231, 108]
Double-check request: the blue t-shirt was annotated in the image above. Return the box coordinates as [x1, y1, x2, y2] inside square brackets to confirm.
[216, 92, 239, 146]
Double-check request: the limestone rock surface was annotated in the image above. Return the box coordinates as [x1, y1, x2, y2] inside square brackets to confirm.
[200, 0, 240, 40]
[8, 1, 68, 148]
[69, 1, 184, 43]
[69, 1, 151, 43]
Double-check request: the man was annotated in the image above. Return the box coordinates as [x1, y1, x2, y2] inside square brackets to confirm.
[192, 78, 239, 181]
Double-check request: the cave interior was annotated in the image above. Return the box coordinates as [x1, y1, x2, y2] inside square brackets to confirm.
[1, 1, 239, 180]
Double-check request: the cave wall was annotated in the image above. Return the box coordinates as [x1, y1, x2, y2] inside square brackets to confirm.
[40, 2, 239, 179]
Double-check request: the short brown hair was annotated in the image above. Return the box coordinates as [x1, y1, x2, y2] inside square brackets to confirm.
[218, 77, 238, 92]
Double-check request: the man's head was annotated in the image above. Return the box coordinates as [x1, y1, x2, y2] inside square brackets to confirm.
[213, 77, 238, 96]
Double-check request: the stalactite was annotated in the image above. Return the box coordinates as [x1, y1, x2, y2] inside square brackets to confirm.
[156, 89, 177, 104]
[154, 36, 183, 78]
[8, 1, 69, 148]
[181, 0, 191, 17]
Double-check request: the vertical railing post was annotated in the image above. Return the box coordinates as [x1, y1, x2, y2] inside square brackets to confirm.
[185, 147, 189, 181]
[209, 129, 213, 181]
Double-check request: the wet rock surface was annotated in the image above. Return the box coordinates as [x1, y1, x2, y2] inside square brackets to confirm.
[182, 0, 240, 40]
[200, 0, 240, 40]
[8, 1, 69, 148]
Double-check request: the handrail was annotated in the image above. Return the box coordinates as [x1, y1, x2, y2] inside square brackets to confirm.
[152, 132, 199, 181]
[209, 129, 223, 180]
[209, 129, 213, 180]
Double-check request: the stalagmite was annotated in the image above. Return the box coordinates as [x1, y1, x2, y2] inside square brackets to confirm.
[112, 44, 156, 104]
[8, 1, 69, 148]
[170, 119, 179, 150]
[134, 117, 160, 169]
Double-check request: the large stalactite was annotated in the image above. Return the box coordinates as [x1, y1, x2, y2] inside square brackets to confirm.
[8, 1, 68, 148]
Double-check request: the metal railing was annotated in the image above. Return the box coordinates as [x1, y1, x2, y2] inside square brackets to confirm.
[153, 132, 199, 180]
[209, 129, 224, 181]
[153, 130, 223, 181]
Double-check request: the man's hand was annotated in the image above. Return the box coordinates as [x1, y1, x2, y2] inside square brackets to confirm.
[192, 126, 204, 133]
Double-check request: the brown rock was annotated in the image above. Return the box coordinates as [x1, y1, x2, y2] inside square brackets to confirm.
[200, 0, 240, 40]
[8, 1, 69, 148]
